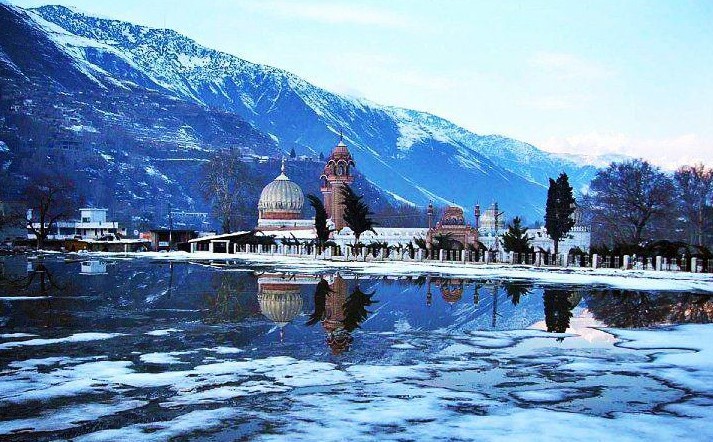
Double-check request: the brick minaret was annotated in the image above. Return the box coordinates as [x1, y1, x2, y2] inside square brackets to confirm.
[320, 134, 355, 231]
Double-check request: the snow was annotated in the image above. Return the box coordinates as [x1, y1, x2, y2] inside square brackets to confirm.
[0, 333, 38, 338]
[0, 400, 147, 435]
[139, 351, 193, 365]
[0, 332, 124, 350]
[144, 328, 182, 336]
[95, 250, 713, 293]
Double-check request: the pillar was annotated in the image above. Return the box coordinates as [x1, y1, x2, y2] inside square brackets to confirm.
[592, 254, 598, 268]
[439, 249, 445, 262]
[623, 255, 631, 270]
[692, 257, 698, 273]
[208, 241, 214, 253]
[656, 256, 663, 271]
[190, 242, 196, 253]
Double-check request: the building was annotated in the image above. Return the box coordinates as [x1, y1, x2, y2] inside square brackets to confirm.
[256, 158, 313, 232]
[477, 204, 591, 253]
[478, 202, 505, 233]
[426, 205, 480, 249]
[320, 135, 355, 231]
[75, 208, 126, 239]
[148, 229, 198, 251]
[28, 208, 127, 241]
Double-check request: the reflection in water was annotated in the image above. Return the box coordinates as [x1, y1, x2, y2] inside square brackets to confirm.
[203, 272, 252, 324]
[257, 274, 304, 340]
[543, 289, 582, 337]
[502, 281, 533, 306]
[586, 290, 713, 328]
[80, 260, 107, 275]
[439, 279, 464, 305]
[306, 275, 378, 354]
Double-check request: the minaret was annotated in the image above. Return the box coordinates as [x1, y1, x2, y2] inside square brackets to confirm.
[320, 134, 355, 231]
[474, 204, 481, 229]
[427, 201, 434, 229]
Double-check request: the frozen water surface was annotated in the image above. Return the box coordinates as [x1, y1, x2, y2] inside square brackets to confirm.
[0, 254, 712, 441]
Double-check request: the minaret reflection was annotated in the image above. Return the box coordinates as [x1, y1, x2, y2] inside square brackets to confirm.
[324, 275, 352, 354]
[306, 274, 376, 355]
[257, 274, 304, 341]
[426, 275, 433, 307]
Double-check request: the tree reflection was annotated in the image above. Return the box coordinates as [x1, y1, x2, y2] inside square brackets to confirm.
[306, 278, 330, 326]
[342, 285, 377, 332]
[203, 273, 252, 324]
[502, 281, 533, 306]
[543, 289, 578, 338]
[306, 275, 377, 354]
[585, 291, 713, 327]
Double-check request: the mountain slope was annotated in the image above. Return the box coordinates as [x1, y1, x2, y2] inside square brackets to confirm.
[24, 5, 601, 219]
[0, 4, 390, 230]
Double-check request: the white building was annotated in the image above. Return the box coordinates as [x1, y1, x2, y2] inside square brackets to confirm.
[27, 208, 127, 240]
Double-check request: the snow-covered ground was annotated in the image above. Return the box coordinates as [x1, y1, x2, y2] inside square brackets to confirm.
[80, 250, 713, 293]
[1, 323, 712, 440]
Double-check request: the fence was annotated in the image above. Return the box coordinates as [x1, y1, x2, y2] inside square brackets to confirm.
[207, 243, 713, 274]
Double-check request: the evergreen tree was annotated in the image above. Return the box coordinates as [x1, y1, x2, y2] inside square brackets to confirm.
[289, 147, 296, 158]
[544, 172, 576, 256]
[306, 194, 332, 245]
[340, 184, 377, 243]
[501, 216, 532, 253]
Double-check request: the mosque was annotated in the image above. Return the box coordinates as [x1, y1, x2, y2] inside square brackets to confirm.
[189, 134, 588, 254]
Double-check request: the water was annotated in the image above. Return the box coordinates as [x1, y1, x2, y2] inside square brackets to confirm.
[0, 255, 712, 441]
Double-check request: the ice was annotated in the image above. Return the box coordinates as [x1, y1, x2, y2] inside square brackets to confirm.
[511, 387, 593, 403]
[206, 346, 243, 354]
[0, 333, 38, 338]
[0, 399, 146, 435]
[144, 328, 182, 336]
[0, 332, 124, 350]
[74, 408, 240, 442]
[139, 351, 193, 365]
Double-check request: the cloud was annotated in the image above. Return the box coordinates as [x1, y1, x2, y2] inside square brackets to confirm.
[529, 51, 613, 81]
[239, 1, 415, 29]
[534, 132, 713, 170]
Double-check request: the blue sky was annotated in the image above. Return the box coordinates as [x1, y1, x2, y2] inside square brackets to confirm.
[9, 0, 713, 168]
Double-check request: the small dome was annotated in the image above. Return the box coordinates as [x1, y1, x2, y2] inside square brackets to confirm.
[441, 206, 465, 226]
[258, 161, 304, 219]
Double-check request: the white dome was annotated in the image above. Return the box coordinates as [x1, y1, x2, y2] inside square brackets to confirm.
[258, 164, 304, 218]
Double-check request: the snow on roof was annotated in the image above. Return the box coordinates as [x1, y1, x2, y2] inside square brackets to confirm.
[187, 231, 252, 243]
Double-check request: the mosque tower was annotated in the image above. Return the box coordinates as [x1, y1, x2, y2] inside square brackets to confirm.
[320, 134, 355, 231]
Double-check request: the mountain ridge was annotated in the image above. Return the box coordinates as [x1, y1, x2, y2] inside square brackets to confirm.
[2, 4, 610, 223]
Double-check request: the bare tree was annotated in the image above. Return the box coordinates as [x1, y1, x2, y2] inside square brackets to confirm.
[24, 174, 76, 249]
[586, 159, 675, 245]
[201, 150, 245, 233]
[674, 164, 713, 246]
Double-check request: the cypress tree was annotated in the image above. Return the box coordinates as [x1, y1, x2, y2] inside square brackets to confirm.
[340, 184, 377, 244]
[544, 173, 576, 256]
[306, 194, 332, 245]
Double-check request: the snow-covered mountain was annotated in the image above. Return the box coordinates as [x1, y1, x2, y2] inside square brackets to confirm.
[2, 4, 607, 221]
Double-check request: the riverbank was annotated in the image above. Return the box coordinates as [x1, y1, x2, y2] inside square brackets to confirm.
[51, 250, 713, 293]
